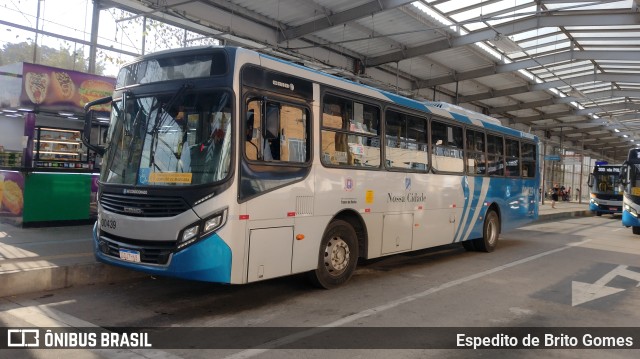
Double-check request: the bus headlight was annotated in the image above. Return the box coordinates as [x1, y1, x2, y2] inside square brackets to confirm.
[177, 208, 228, 250]
[625, 204, 638, 217]
[182, 225, 199, 242]
[203, 215, 223, 234]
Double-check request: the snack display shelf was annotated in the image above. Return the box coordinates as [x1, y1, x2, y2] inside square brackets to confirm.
[34, 127, 87, 167]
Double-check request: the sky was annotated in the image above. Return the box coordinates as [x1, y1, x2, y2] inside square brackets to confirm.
[0, 0, 211, 77]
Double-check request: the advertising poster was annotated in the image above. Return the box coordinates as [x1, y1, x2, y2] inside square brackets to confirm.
[0, 170, 25, 225]
[19, 63, 115, 113]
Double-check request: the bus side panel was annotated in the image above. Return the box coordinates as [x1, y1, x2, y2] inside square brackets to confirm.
[413, 173, 462, 249]
[291, 215, 331, 273]
[243, 180, 313, 282]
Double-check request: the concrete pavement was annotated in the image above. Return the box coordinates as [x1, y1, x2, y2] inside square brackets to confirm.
[0, 201, 597, 298]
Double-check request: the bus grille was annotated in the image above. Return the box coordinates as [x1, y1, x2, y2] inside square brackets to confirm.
[595, 194, 621, 201]
[99, 192, 189, 217]
[98, 231, 175, 265]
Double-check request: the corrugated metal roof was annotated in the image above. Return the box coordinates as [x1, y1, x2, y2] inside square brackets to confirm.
[85, 0, 640, 161]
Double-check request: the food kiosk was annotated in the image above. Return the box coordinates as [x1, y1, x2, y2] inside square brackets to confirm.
[0, 62, 113, 226]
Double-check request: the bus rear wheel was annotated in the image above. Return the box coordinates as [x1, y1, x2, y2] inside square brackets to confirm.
[307, 220, 359, 289]
[473, 210, 500, 252]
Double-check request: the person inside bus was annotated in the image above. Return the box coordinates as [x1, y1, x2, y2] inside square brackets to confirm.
[245, 106, 279, 161]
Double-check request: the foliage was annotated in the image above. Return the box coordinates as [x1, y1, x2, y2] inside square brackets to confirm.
[109, 8, 218, 54]
[0, 41, 106, 75]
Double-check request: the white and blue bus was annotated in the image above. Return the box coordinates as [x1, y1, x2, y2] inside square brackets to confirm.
[621, 149, 640, 234]
[587, 163, 622, 216]
[84, 46, 540, 288]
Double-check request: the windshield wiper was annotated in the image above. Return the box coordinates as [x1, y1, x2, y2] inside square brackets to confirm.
[148, 82, 193, 173]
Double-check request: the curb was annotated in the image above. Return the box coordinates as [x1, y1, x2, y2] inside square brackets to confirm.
[536, 210, 594, 222]
[0, 262, 147, 298]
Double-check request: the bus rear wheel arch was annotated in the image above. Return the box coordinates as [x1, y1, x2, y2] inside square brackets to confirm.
[307, 219, 359, 289]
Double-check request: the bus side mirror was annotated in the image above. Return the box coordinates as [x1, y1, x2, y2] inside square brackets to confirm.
[587, 173, 594, 187]
[83, 96, 112, 156]
[262, 102, 280, 140]
[619, 163, 629, 186]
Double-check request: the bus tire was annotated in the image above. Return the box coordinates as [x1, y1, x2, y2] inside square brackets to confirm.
[633, 226, 640, 235]
[473, 210, 500, 253]
[307, 220, 359, 289]
[596, 212, 602, 217]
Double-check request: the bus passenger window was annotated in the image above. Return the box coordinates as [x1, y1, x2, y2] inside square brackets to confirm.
[521, 142, 536, 178]
[505, 138, 520, 177]
[321, 94, 380, 168]
[384, 110, 428, 171]
[465, 129, 486, 176]
[487, 134, 504, 176]
[431, 120, 463, 173]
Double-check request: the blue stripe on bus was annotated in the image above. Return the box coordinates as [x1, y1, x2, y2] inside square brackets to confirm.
[93, 224, 232, 283]
[449, 112, 472, 125]
[454, 176, 473, 243]
[466, 177, 490, 241]
[483, 122, 523, 137]
[454, 176, 487, 243]
[381, 92, 434, 113]
[622, 209, 640, 227]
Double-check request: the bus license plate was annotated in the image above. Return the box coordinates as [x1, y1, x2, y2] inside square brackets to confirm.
[610, 207, 617, 211]
[119, 248, 141, 263]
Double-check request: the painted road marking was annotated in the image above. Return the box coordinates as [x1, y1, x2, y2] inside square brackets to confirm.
[572, 265, 640, 306]
[223, 239, 592, 359]
[0, 298, 182, 359]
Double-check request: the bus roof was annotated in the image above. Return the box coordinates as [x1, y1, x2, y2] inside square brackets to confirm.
[125, 46, 538, 142]
[256, 50, 536, 141]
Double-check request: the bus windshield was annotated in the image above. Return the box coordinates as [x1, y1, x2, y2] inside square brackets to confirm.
[101, 89, 232, 186]
[593, 169, 621, 194]
[629, 164, 640, 189]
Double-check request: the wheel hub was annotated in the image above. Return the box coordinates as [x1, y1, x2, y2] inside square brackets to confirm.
[324, 236, 350, 274]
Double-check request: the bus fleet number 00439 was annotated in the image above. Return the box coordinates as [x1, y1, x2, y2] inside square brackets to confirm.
[100, 218, 117, 230]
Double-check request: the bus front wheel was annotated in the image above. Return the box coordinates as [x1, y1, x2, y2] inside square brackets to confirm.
[473, 210, 500, 252]
[633, 226, 640, 235]
[307, 220, 359, 289]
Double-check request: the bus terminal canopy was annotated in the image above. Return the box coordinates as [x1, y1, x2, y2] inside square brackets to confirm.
[3, 0, 640, 162]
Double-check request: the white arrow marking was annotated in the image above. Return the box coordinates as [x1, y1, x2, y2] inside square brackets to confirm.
[572, 265, 640, 306]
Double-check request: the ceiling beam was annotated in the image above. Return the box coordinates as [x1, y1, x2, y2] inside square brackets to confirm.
[586, 142, 633, 150]
[512, 110, 577, 124]
[414, 50, 640, 89]
[554, 126, 610, 135]
[459, 73, 640, 103]
[488, 90, 640, 114]
[366, 13, 640, 67]
[278, 0, 416, 42]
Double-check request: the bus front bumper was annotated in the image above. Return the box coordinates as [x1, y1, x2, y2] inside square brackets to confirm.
[93, 223, 232, 283]
[622, 210, 640, 228]
[589, 202, 622, 214]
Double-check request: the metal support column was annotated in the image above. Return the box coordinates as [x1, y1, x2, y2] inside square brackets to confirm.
[88, 0, 101, 74]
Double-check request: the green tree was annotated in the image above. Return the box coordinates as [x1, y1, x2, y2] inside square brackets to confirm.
[0, 41, 106, 75]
